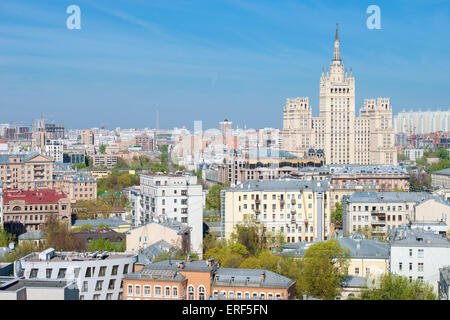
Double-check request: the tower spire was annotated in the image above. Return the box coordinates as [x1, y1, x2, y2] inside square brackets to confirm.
[333, 23, 341, 62]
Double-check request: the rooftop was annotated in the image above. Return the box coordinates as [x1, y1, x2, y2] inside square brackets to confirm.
[228, 179, 330, 192]
[18, 232, 46, 240]
[390, 227, 450, 248]
[73, 217, 131, 229]
[0, 277, 76, 291]
[3, 189, 67, 205]
[143, 259, 216, 272]
[214, 268, 294, 289]
[21, 249, 136, 263]
[433, 168, 450, 176]
[125, 268, 186, 282]
[330, 164, 408, 175]
[346, 191, 432, 203]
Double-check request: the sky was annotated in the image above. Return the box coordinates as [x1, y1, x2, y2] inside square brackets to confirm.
[0, 0, 449, 130]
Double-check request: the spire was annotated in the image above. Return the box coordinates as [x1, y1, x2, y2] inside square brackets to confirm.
[333, 23, 341, 62]
[335, 22, 339, 41]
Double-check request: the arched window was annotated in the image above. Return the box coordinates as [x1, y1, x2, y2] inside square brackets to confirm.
[198, 286, 205, 300]
[12, 206, 21, 211]
[127, 284, 133, 295]
[135, 285, 141, 296]
[188, 285, 195, 300]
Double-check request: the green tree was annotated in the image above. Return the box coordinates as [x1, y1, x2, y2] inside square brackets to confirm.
[88, 238, 118, 252]
[331, 201, 343, 226]
[0, 227, 15, 247]
[297, 239, 350, 300]
[43, 216, 86, 251]
[359, 274, 436, 300]
[239, 256, 263, 269]
[205, 185, 224, 211]
[99, 144, 107, 154]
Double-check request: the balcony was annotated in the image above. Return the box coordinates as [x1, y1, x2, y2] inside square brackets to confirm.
[371, 210, 385, 217]
[291, 209, 296, 214]
[279, 199, 285, 205]
[371, 220, 386, 226]
[291, 199, 296, 205]
[255, 198, 261, 204]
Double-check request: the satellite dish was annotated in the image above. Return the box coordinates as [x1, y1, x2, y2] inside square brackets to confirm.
[14, 260, 23, 278]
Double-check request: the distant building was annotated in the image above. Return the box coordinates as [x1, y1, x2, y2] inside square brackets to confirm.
[91, 154, 118, 168]
[44, 140, 64, 163]
[389, 226, 450, 294]
[18, 231, 46, 247]
[19, 248, 137, 300]
[72, 217, 132, 233]
[135, 133, 154, 152]
[404, 149, 424, 162]
[123, 257, 296, 300]
[52, 172, 97, 203]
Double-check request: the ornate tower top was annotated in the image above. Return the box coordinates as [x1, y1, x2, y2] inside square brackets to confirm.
[333, 23, 341, 62]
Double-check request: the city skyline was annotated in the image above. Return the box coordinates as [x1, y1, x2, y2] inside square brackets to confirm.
[0, 0, 449, 130]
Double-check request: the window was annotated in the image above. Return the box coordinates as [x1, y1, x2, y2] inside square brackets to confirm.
[74, 268, 80, 278]
[93, 294, 100, 300]
[82, 281, 88, 292]
[29, 268, 38, 278]
[99, 266, 107, 277]
[108, 279, 116, 290]
[198, 286, 205, 300]
[355, 268, 360, 275]
[46, 268, 52, 279]
[123, 264, 129, 274]
[418, 263, 424, 272]
[155, 286, 162, 297]
[144, 285, 151, 296]
[399, 262, 402, 271]
[112, 265, 118, 275]
[165, 286, 170, 297]
[172, 286, 178, 297]
[106, 293, 113, 300]
[128, 284, 133, 295]
[95, 280, 103, 291]
[245, 292, 250, 299]
[237, 292, 242, 299]
[57, 268, 67, 279]
[418, 249, 424, 258]
[409, 263, 413, 271]
[409, 249, 413, 257]
[229, 291, 234, 299]
[366, 268, 370, 275]
[85, 267, 92, 277]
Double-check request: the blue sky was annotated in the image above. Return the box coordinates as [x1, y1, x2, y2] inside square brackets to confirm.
[0, 0, 449, 130]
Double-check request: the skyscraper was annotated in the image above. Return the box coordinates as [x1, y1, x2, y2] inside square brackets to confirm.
[281, 24, 396, 165]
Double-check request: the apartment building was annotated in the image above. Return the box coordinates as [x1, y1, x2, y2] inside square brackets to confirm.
[0, 152, 54, 190]
[217, 156, 323, 185]
[135, 133, 154, 152]
[2, 189, 71, 235]
[281, 26, 396, 165]
[126, 218, 191, 254]
[19, 248, 137, 300]
[140, 172, 204, 258]
[44, 140, 64, 163]
[123, 257, 295, 300]
[53, 173, 97, 203]
[91, 155, 118, 168]
[342, 192, 431, 236]
[330, 165, 410, 191]
[432, 168, 450, 188]
[390, 226, 450, 294]
[221, 180, 331, 243]
[280, 233, 389, 279]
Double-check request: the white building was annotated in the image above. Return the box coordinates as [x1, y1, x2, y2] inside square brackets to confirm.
[140, 172, 204, 258]
[404, 149, 424, 162]
[18, 248, 137, 300]
[124, 186, 146, 228]
[394, 110, 450, 135]
[44, 140, 64, 163]
[390, 227, 450, 294]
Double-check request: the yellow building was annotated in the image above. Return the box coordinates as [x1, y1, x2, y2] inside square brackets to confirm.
[221, 180, 332, 243]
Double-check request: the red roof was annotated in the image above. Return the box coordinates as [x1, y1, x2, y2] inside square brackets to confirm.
[3, 189, 67, 205]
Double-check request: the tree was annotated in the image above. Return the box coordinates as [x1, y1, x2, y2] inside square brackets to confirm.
[205, 185, 224, 211]
[297, 239, 350, 300]
[0, 227, 15, 247]
[331, 201, 343, 226]
[88, 238, 119, 252]
[358, 274, 436, 300]
[99, 144, 107, 154]
[239, 257, 263, 269]
[43, 216, 86, 251]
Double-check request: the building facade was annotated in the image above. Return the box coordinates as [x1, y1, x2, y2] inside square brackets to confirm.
[140, 173, 204, 258]
[123, 258, 296, 300]
[19, 248, 137, 300]
[2, 189, 71, 235]
[221, 180, 332, 243]
[281, 25, 396, 165]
